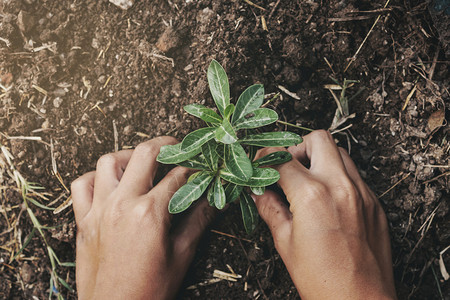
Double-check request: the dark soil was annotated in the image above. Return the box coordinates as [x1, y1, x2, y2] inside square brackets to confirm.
[0, 0, 449, 299]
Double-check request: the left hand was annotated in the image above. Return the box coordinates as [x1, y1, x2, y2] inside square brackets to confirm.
[71, 136, 215, 299]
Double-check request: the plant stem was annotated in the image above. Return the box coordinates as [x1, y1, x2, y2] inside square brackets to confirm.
[261, 92, 280, 108]
[277, 120, 314, 132]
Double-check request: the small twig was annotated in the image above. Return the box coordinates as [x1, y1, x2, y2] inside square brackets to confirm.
[211, 229, 252, 243]
[323, 57, 336, 74]
[330, 124, 353, 135]
[378, 172, 410, 198]
[402, 84, 417, 111]
[0, 37, 11, 47]
[422, 165, 449, 168]
[344, 0, 391, 72]
[113, 120, 119, 152]
[327, 88, 343, 115]
[32, 84, 48, 96]
[417, 203, 440, 234]
[329, 16, 373, 22]
[151, 52, 175, 67]
[103, 75, 113, 89]
[428, 46, 440, 81]
[7, 136, 42, 141]
[276, 120, 314, 132]
[423, 171, 450, 184]
[53, 195, 73, 215]
[213, 269, 242, 282]
[242, 0, 266, 11]
[261, 92, 280, 108]
[268, 0, 281, 19]
[277, 85, 300, 100]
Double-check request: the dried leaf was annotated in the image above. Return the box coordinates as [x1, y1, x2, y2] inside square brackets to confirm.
[428, 109, 445, 132]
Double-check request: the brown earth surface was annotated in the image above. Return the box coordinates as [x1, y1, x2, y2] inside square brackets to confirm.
[0, 0, 449, 299]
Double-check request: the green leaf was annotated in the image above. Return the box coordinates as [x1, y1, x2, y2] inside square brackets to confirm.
[231, 84, 264, 124]
[224, 143, 253, 181]
[240, 190, 259, 234]
[57, 276, 74, 292]
[181, 127, 216, 152]
[220, 167, 280, 187]
[234, 108, 278, 129]
[253, 151, 292, 167]
[157, 143, 202, 164]
[27, 197, 55, 211]
[248, 145, 258, 161]
[12, 227, 36, 262]
[176, 155, 209, 170]
[59, 262, 76, 267]
[187, 171, 202, 183]
[169, 172, 214, 213]
[215, 118, 238, 144]
[216, 143, 225, 160]
[213, 176, 226, 209]
[224, 183, 243, 203]
[224, 104, 235, 120]
[184, 104, 222, 124]
[240, 132, 303, 147]
[207, 184, 215, 206]
[250, 186, 265, 195]
[202, 140, 219, 171]
[207, 59, 230, 116]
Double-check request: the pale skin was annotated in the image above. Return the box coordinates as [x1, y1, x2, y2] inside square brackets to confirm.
[71, 130, 397, 299]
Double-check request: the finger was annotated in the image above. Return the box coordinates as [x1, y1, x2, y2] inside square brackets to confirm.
[337, 147, 365, 186]
[148, 166, 191, 215]
[375, 210, 396, 295]
[94, 150, 133, 199]
[252, 190, 292, 249]
[173, 198, 216, 255]
[287, 130, 346, 176]
[256, 147, 311, 200]
[71, 171, 95, 223]
[338, 148, 394, 285]
[118, 136, 178, 196]
[338, 147, 378, 221]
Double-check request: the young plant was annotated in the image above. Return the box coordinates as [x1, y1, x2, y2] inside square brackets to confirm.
[157, 60, 302, 233]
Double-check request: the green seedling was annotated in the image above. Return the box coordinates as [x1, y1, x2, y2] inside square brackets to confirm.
[157, 60, 302, 234]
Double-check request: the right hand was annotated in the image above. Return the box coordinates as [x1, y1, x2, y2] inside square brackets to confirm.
[252, 130, 396, 299]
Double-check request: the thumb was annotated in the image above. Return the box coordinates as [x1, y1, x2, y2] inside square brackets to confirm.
[252, 190, 292, 247]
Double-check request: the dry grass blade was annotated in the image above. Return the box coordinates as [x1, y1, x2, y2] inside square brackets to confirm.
[402, 85, 417, 111]
[379, 172, 411, 198]
[242, 0, 266, 11]
[277, 85, 300, 100]
[213, 269, 242, 282]
[439, 245, 450, 281]
[210, 229, 252, 242]
[344, 0, 391, 72]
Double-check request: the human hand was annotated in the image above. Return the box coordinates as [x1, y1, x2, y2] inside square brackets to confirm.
[71, 137, 215, 299]
[252, 130, 396, 299]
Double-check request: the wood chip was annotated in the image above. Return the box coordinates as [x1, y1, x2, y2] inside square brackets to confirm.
[277, 85, 300, 100]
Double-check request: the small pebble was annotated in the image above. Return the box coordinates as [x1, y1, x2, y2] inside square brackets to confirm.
[41, 119, 50, 129]
[53, 97, 63, 108]
[109, 0, 134, 10]
[98, 75, 106, 84]
[53, 88, 66, 97]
